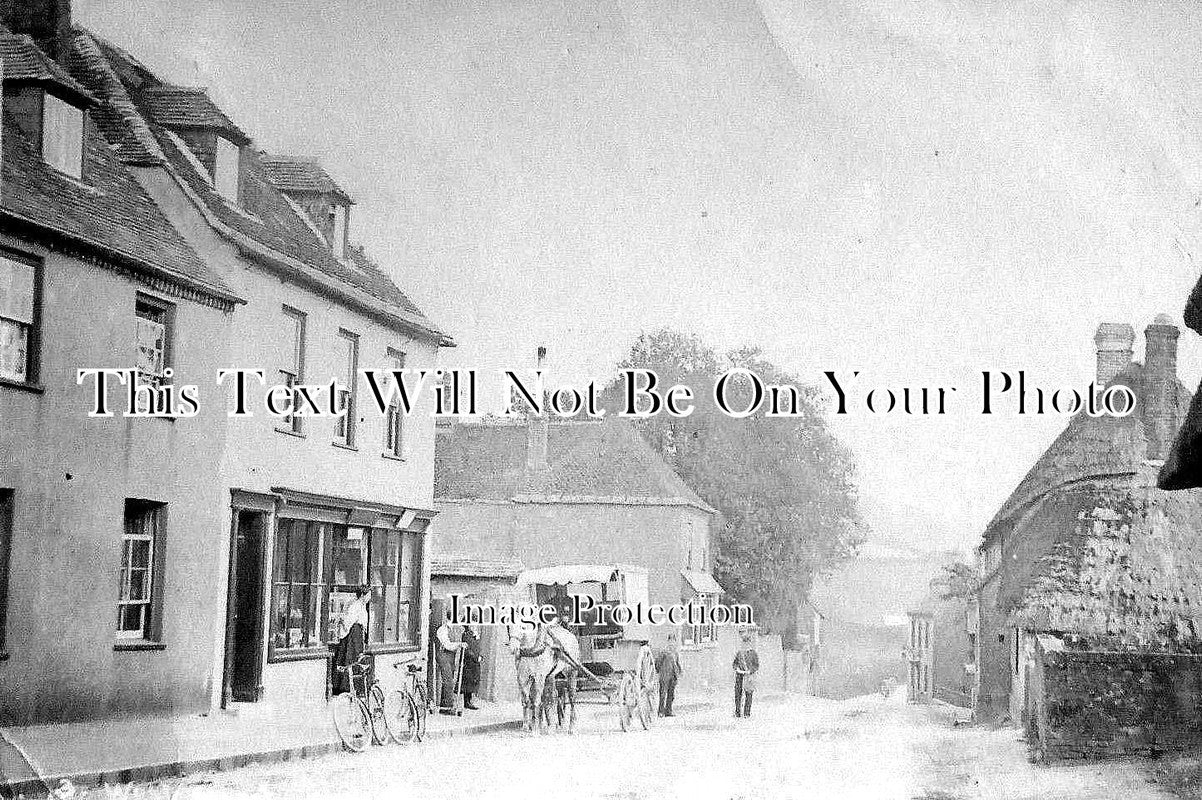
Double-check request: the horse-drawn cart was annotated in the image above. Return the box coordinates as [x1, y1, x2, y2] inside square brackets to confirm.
[515, 564, 657, 731]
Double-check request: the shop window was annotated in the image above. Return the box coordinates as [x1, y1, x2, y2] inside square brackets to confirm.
[271, 520, 327, 650]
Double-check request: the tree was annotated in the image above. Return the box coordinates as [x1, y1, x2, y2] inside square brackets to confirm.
[932, 561, 977, 601]
[603, 330, 864, 642]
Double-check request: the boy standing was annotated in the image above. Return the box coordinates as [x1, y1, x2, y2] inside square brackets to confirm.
[733, 628, 760, 718]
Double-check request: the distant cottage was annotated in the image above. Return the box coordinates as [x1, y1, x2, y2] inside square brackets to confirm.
[432, 411, 728, 700]
[973, 317, 1202, 760]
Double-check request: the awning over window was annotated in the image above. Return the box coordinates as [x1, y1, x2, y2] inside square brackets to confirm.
[682, 570, 725, 596]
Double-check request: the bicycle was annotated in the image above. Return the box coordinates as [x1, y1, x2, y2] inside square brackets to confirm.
[386, 660, 430, 744]
[331, 653, 390, 752]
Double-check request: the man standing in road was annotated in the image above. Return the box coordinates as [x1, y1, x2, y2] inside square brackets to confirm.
[435, 608, 466, 714]
[733, 628, 760, 718]
[656, 632, 683, 716]
[461, 623, 482, 710]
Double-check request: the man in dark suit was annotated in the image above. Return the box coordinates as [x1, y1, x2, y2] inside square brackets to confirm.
[461, 625, 482, 710]
[655, 632, 683, 716]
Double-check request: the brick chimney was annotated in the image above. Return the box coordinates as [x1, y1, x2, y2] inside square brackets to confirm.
[525, 346, 549, 476]
[1, 0, 73, 63]
[1094, 323, 1135, 386]
[1143, 314, 1180, 462]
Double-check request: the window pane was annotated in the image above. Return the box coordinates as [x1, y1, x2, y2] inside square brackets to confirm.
[42, 94, 84, 178]
[118, 603, 145, 633]
[0, 320, 29, 382]
[333, 526, 366, 587]
[215, 136, 240, 201]
[397, 601, 411, 645]
[331, 205, 346, 258]
[128, 568, 148, 601]
[0, 257, 35, 325]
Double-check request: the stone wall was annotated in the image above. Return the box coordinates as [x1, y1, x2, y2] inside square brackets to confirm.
[1032, 646, 1202, 761]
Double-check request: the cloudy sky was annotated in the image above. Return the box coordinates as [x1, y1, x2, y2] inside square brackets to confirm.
[77, 0, 1202, 553]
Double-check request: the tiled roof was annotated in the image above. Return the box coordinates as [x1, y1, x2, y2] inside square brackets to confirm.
[69, 28, 451, 345]
[67, 33, 164, 165]
[435, 420, 716, 513]
[137, 85, 248, 143]
[260, 155, 354, 203]
[0, 31, 96, 105]
[0, 111, 237, 303]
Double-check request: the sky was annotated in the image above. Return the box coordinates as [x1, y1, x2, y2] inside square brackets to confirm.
[75, 0, 1202, 554]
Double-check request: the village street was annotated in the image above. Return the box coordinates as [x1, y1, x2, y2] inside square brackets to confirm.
[106, 692, 1169, 800]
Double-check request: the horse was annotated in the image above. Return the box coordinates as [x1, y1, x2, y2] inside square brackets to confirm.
[508, 622, 555, 734]
[541, 621, 581, 733]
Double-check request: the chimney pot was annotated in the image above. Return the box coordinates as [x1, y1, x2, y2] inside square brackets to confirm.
[525, 346, 549, 480]
[1094, 323, 1135, 386]
[1144, 315, 1180, 462]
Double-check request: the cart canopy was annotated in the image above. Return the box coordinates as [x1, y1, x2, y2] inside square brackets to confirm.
[516, 564, 644, 587]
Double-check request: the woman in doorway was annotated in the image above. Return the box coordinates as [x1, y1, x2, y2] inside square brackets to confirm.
[331, 585, 370, 695]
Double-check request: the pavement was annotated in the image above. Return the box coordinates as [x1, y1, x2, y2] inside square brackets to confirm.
[0, 693, 711, 799]
[0, 697, 525, 798]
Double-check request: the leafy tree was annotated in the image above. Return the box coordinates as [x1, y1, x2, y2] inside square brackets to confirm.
[603, 330, 864, 642]
[932, 561, 977, 601]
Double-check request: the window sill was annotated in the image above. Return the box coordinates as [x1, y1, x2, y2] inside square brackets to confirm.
[114, 640, 166, 652]
[275, 427, 306, 439]
[268, 646, 332, 664]
[331, 441, 358, 452]
[380, 452, 406, 463]
[0, 377, 44, 395]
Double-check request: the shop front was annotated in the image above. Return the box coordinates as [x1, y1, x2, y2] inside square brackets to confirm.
[223, 488, 434, 711]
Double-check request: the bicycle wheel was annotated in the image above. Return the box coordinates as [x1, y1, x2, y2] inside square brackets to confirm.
[367, 684, 390, 746]
[412, 682, 430, 740]
[331, 694, 371, 753]
[384, 689, 420, 744]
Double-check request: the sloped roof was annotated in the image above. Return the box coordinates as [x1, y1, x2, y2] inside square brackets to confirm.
[0, 31, 96, 105]
[0, 110, 237, 304]
[981, 353, 1202, 646]
[435, 420, 716, 513]
[68, 28, 451, 345]
[260, 154, 354, 203]
[1008, 487, 1202, 648]
[982, 362, 1190, 540]
[137, 85, 248, 143]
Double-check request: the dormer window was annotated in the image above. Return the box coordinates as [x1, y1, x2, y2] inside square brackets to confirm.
[42, 93, 84, 179]
[214, 136, 241, 202]
[329, 203, 347, 259]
